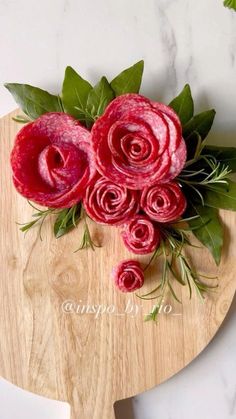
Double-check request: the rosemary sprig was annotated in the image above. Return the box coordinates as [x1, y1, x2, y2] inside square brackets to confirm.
[18, 201, 81, 240]
[18, 200, 100, 251]
[17, 202, 58, 240]
[143, 242, 169, 321]
[178, 159, 231, 205]
[74, 210, 100, 252]
[179, 160, 231, 186]
[141, 227, 218, 322]
[180, 159, 230, 184]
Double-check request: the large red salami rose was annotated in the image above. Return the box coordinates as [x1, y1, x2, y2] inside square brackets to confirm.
[121, 215, 160, 255]
[141, 182, 186, 222]
[91, 94, 186, 189]
[11, 113, 96, 208]
[112, 260, 144, 293]
[83, 175, 139, 225]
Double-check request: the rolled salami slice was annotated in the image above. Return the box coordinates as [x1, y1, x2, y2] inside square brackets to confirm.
[121, 215, 160, 255]
[112, 260, 144, 293]
[11, 113, 96, 208]
[141, 182, 187, 223]
[83, 175, 139, 225]
[91, 93, 186, 189]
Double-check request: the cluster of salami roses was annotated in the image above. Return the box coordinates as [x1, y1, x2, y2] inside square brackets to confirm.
[11, 94, 187, 293]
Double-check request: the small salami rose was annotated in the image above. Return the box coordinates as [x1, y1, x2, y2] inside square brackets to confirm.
[141, 182, 187, 223]
[112, 260, 144, 293]
[11, 113, 96, 208]
[122, 216, 160, 255]
[91, 93, 186, 189]
[83, 176, 139, 225]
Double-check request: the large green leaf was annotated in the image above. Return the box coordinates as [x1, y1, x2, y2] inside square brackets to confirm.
[204, 180, 236, 211]
[188, 204, 223, 265]
[169, 84, 194, 125]
[4, 83, 62, 119]
[203, 145, 236, 172]
[224, 0, 236, 11]
[185, 131, 202, 161]
[183, 109, 216, 140]
[110, 60, 144, 96]
[62, 66, 92, 122]
[86, 76, 114, 120]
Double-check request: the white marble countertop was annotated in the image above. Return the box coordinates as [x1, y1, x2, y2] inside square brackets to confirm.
[0, 0, 236, 418]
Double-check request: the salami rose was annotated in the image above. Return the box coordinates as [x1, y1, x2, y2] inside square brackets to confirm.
[11, 113, 96, 208]
[141, 182, 187, 223]
[122, 216, 160, 255]
[91, 94, 186, 189]
[83, 176, 139, 225]
[112, 260, 144, 293]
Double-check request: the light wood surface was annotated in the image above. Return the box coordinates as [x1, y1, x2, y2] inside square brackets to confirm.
[0, 110, 236, 419]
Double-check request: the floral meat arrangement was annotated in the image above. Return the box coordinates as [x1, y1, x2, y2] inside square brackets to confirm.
[5, 61, 236, 321]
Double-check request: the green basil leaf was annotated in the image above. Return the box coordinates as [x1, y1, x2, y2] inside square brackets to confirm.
[4, 83, 62, 119]
[183, 109, 216, 140]
[62, 66, 92, 122]
[185, 131, 202, 161]
[224, 0, 236, 11]
[203, 145, 236, 172]
[169, 84, 194, 125]
[204, 179, 236, 211]
[188, 204, 223, 265]
[86, 76, 114, 120]
[54, 204, 81, 239]
[110, 60, 144, 96]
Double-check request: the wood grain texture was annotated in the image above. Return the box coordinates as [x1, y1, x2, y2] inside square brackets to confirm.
[0, 110, 236, 419]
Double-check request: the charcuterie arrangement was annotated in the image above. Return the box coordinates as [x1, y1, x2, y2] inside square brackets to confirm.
[5, 61, 236, 321]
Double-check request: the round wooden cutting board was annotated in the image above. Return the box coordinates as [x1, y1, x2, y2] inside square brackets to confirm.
[0, 110, 236, 419]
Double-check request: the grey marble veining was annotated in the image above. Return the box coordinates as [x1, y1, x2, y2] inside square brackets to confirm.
[153, 0, 178, 96]
[0, 1, 235, 418]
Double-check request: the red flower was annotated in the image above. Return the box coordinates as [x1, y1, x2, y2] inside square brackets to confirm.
[11, 113, 96, 208]
[91, 93, 186, 189]
[112, 260, 144, 292]
[122, 215, 160, 255]
[141, 182, 186, 222]
[83, 176, 139, 225]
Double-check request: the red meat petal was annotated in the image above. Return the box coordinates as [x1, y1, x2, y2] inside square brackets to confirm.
[11, 113, 96, 208]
